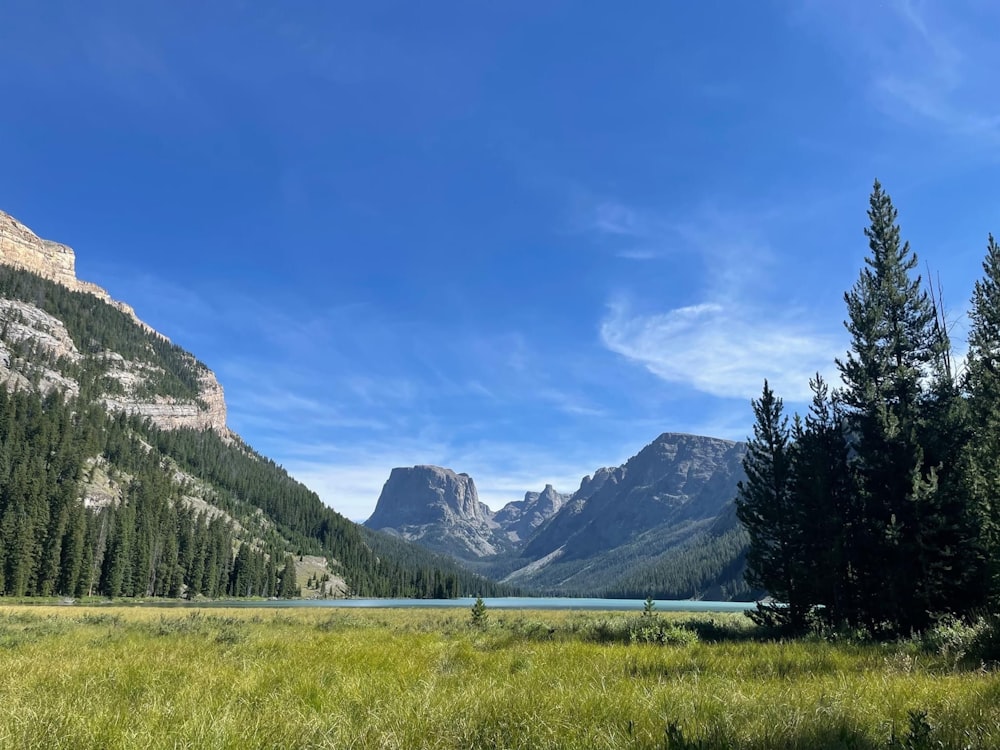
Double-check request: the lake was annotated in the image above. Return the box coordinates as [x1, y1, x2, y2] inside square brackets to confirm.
[139, 597, 757, 612]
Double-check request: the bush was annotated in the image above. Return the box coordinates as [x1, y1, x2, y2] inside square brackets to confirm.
[577, 615, 699, 646]
[470, 597, 489, 629]
[627, 617, 699, 646]
[921, 614, 1000, 667]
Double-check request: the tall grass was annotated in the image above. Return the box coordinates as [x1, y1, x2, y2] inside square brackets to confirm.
[0, 606, 996, 749]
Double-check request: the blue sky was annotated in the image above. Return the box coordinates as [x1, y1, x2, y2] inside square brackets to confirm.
[2, 1, 999, 520]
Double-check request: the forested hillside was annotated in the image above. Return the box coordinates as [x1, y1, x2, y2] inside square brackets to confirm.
[604, 510, 754, 601]
[0, 375, 512, 599]
[0, 255, 511, 599]
[0, 263, 205, 401]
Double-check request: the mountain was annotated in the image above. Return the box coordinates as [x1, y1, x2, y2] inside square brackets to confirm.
[524, 433, 745, 561]
[0, 208, 509, 600]
[366, 433, 752, 598]
[0, 210, 227, 432]
[365, 466, 502, 557]
[493, 484, 571, 544]
[365, 467, 572, 558]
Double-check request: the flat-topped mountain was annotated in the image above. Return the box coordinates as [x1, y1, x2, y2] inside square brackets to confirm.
[365, 466, 503, 557]
[365, 468, 572, 558]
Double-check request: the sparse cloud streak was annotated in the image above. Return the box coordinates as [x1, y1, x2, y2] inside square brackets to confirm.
[809, 0, 1000, 143]
[600, 299, 841, 402]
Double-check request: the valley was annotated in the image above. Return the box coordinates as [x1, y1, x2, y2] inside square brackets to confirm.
[1, 207, 752, 603]
[0, 209, 509, 601]
[365, 434, 752, 599]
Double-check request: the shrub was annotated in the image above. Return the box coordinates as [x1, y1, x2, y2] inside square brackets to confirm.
[921, 614, 1000, 667]
[470, 597, 489, 629]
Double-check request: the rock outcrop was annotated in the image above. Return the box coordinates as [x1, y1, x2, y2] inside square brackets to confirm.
[523, 433, 746, 563]
[0, 209, 229, 433]
[493, 484, 571, 543]
[366, 466, 503, 557]
[1, 210, 148, 331]
[0, 299, 82, 396]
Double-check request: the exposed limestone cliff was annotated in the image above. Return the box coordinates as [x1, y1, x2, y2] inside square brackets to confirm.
[0, 209, 228, 433]
[1, 210, 146, 329]
[102, 368, 228, 433]
[0, 299, 81, 396]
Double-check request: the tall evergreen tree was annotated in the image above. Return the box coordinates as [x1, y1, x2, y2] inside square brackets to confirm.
[789, 375, 856, 626]
[835, 180, 964, 632]
[963, 233, 1000, 605]
[735, 380, 809, 629]
[278, 555, 298, 599]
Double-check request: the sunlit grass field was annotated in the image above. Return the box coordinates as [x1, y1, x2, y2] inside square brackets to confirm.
[0, 605, 998, 749]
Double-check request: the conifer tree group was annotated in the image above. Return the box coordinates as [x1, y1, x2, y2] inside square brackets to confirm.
[737, 181, 999, 635]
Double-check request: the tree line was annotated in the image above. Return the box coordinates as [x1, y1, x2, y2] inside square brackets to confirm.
[0, 385, 299, 598]
[737, 181, 1000, 635]
[0, 381, 513, 599]
[0, 264, 205, 401]
[146, 424, 516, 598]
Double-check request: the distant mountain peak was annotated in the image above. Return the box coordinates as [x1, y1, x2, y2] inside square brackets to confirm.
[365, 465, 502, 557]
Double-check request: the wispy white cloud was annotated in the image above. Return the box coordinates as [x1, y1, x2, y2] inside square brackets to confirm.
[807, 0, 1000, 142]
[591, 201, 646, 237]
[616, 248, 662, 261]
[535, 388, 607, 418]
[600, 298, 841, 402]
[590, 198, 844, 403]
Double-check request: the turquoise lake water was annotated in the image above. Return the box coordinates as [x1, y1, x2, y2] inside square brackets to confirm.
[138, 597, 756, 612]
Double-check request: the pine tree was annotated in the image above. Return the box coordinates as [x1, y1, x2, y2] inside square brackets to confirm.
[735, 380, 808, 630]
[278, 555, 298, 598]
[963, 233, 1000, 605]
[790, 375, 856, 626]
[835, 180, 960, 633]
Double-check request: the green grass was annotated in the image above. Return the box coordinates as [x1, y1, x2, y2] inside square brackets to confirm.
[0, 606, 997, 749]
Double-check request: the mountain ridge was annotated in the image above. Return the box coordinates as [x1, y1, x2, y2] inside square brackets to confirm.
[365, 433, 751, 598]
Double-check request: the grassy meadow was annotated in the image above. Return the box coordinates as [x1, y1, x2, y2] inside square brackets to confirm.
[0, 605, 998, 749]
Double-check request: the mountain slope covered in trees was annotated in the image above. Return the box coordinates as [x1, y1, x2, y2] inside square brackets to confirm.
[0, 212, 511, 599]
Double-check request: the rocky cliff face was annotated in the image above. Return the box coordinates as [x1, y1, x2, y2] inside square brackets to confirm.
[493, 484, 571, 543]
[1, 210, 146, 329]
[0, 209, 228, 433]
[102, 368, 228, 432]
[365, 466, 503, 557]
[524, 433, 745, 562]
